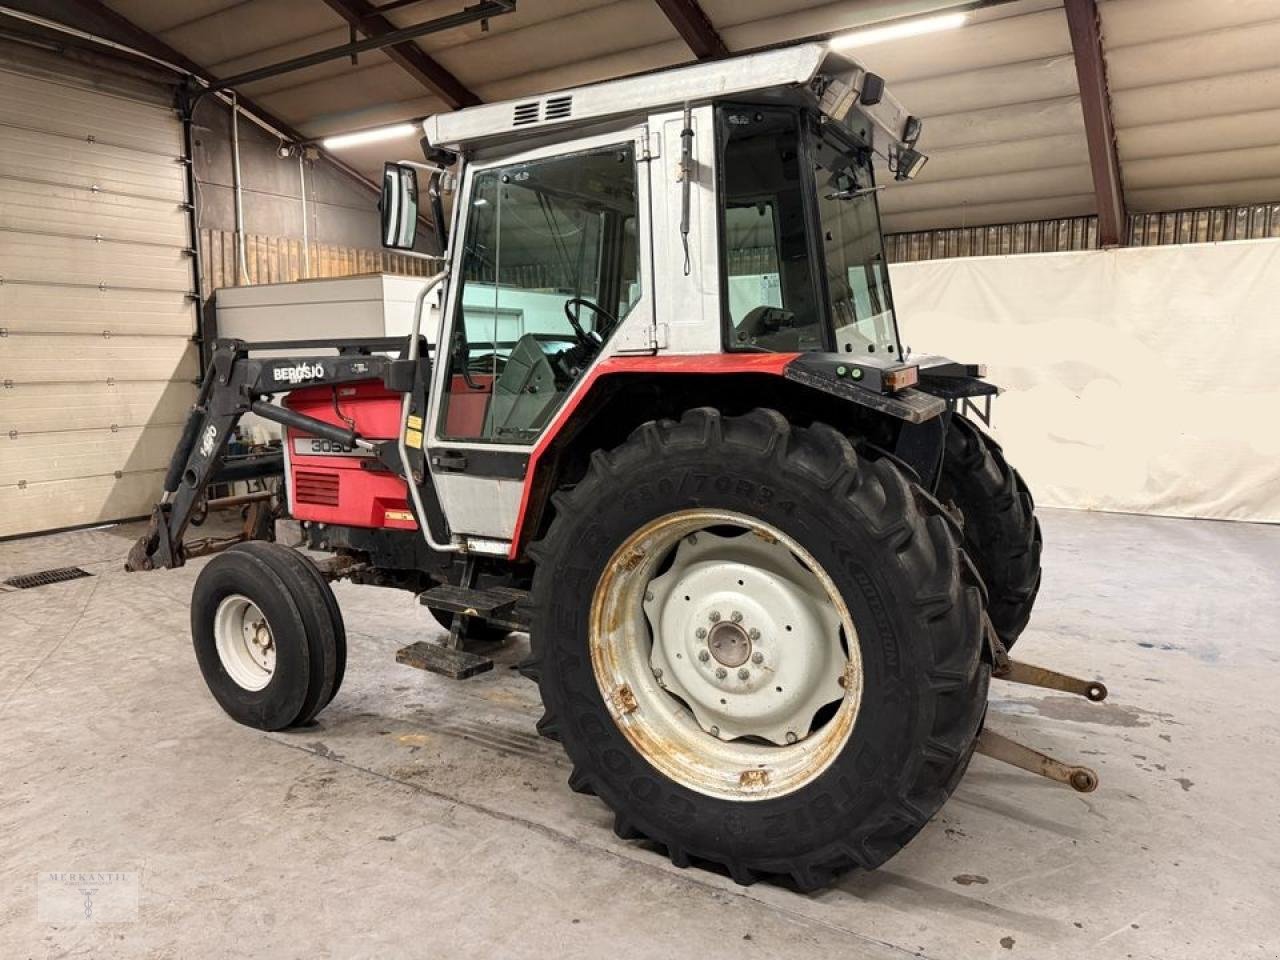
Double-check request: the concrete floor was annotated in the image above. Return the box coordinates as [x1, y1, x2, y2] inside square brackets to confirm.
[1, 508, 1277, 959]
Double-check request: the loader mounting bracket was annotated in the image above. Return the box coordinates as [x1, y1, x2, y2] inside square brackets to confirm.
[124, 336, 440, 573]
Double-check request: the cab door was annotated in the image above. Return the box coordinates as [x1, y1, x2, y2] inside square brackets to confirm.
[425, 126, 654, 542]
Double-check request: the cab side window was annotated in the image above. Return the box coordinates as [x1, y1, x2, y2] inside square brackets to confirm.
[718, 106, 822, 352]
[441, 144, 640, 443]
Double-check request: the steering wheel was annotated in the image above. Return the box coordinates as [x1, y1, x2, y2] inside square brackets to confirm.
[563, 298, 619, 347]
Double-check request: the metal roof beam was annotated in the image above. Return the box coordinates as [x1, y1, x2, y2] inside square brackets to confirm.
[654, 0, 728, 60]
[1064, 0, 1126, 246]
[318, 0, 488, 109]
[209, 0, 509, 92]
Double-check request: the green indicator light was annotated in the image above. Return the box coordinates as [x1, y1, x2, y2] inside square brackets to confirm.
[850, 367, 864, 380]
[835, 365, 848, 377]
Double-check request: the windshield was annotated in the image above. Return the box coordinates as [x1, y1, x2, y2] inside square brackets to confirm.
[718, 106, 902, 359]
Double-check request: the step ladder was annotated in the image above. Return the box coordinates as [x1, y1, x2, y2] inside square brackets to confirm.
[396, 582, 530, 680]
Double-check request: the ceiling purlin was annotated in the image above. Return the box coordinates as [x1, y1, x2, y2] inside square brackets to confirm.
[318, 0, 481, 109]
[653, 0, 728, 60]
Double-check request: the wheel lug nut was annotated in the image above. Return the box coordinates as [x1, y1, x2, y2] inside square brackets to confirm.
[687, 534, 698, 545]
[737, 668, 750, 681]
[695, 627, 707, 639]
[644, 590, 654, 602]
[708, 611, 721, 623]
[698, 650, 710, 662]
[730, 611, 742, 623]
[751, 652, 763, 665]
[785, 731, 798, 744]
[715, 667, 727, 679]
[709, 725, 719, 737]
[748, 628, 760, 641]
[652, 667, 663, 680]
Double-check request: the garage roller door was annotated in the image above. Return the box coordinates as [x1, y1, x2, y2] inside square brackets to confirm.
[0, 45, 195, 538]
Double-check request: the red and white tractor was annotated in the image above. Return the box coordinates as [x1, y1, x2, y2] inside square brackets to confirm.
[128, 42, 1104, 890]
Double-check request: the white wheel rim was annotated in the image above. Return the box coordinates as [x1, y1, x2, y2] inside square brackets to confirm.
[590, 509, 863, 802]
[214, 594, 276, 691]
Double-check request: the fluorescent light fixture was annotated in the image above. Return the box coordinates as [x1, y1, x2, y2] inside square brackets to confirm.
[831, 11, 967, 50]
[322, 122, 418, 150]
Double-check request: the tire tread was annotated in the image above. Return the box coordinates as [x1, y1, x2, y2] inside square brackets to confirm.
[938, 415, 1042, 649]
[232, 542, 342, 725]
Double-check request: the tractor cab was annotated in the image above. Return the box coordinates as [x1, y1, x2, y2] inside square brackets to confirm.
[379, 43, 945, 540]
[384, 44, 927, 438]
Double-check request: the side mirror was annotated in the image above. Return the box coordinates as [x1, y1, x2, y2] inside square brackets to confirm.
[380, 162, 418, 250]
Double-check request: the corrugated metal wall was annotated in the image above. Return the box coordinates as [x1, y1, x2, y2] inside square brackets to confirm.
[886, 200, 1280, 262]
[0, 48, 195, 538]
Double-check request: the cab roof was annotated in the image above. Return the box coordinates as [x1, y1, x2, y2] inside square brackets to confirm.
[423, 42, 917, 161]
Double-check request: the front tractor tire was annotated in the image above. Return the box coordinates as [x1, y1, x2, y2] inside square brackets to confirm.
[937, 414, 1043, 650]
[524, 408, 990, 890]
[191, 542, 346, 731]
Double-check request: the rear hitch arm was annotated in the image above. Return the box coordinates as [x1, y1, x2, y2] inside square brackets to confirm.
[975, 728, 1099, 793]
[977, 648, 1108, 793]
[995, 658, 1108, 702]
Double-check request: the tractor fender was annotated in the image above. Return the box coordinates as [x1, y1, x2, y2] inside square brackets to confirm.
[781, 354, 947, 424]
[507, 352, 947, 558]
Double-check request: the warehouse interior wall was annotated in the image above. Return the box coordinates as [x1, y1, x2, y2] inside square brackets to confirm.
[3, 0, 383, 250]
[192, 97, 379, 252]
[0, 29, 431, 538]
[891, 238, 1280, 523]
[190, 94, 440, 305]
[0, 1, 438, 291]
[0, 37, 197, 537]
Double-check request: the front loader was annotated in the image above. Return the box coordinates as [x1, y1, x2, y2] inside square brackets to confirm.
[128, 42, 1106, 890]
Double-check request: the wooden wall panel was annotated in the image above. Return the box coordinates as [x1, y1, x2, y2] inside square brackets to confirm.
[198, 228, 435, 299]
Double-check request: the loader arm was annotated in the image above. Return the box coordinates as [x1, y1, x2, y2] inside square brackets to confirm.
[126, 337, 440, 571]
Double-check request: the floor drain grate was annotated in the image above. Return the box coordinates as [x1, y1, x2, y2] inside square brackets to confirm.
[3, 566, 93, 590]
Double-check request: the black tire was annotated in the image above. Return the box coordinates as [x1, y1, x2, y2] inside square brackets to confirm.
[522, 407, 990, 890]
[191, 543, 340, 730]
[238, 541, 347, 711]
[937, 414, 1042, 650]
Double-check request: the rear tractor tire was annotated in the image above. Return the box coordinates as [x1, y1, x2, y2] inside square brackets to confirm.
[523, 408, 990, 890]
[191, 542, 347, 730]
[937, 414, 1042, 650]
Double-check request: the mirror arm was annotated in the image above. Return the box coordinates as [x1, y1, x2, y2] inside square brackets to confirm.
[428, 173, 449, 252]
[397, 159, 449, 178]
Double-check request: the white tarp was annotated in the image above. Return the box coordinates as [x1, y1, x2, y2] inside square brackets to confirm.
[891, 238, 1280, 523]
